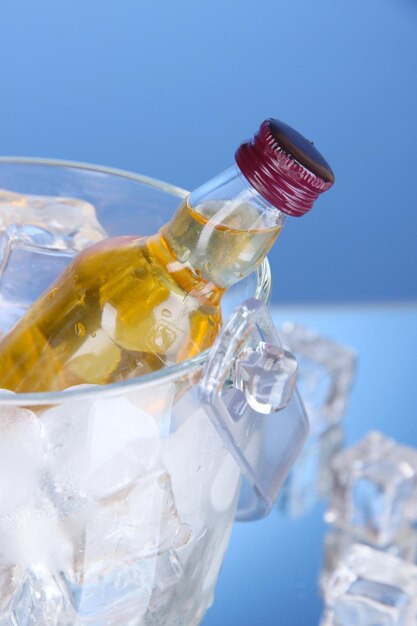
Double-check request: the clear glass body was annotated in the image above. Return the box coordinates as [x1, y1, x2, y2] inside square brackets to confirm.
[0, 165, 281, 393]
[0, 159, 272, 626]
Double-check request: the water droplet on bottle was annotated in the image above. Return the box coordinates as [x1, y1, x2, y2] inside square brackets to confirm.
[147, 323, 176, 351]
[48, 288, 58, 300]
[75, 322, 86, 337]
[162, 308, 172, 318]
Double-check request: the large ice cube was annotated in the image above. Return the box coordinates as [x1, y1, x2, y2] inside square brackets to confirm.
[0, 188, 106, 332]
[325, 432, 417, 546]
[79, 471, 186, 571]
[278, 322, 356, 435]
[42, 395, 161, 505]
[70, 472, 188, 624]
[320, 544, 417, 626]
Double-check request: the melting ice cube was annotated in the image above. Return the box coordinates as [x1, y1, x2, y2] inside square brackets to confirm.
[0, 188, 106, 331]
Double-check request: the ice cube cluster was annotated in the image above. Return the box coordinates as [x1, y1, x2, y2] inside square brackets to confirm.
[273, 325, 417, 625]
[0, 387, 240, 625]
[0, 188, 107, 332]
[277, 323, 356, 517]
[320, 432, 417, 626]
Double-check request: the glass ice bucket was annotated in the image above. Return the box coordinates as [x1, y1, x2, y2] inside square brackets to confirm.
[0, 160, 308, 625]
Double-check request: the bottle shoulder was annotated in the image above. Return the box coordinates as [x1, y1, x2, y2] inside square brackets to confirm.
[72, 235, 147, 280]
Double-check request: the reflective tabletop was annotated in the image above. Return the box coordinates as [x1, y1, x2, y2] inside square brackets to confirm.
[203, 303, 417, 626]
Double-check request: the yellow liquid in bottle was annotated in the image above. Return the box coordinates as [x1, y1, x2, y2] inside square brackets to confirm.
[0, 199, 280, 392]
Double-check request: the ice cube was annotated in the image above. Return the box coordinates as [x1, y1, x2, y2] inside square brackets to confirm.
[0, 404, 45, 515]
[42, 395, 161, 505]
[235, 343, 298, 414]
[144, 527, 212, 625]
[278, 322, 356, 435]
[65, 546, 186, 626]
[0, 566, 78, 625]
[0, 492, 73, 572]
[79, 471, 185, 570]
[162, 394, 233, 528]
[279, 425, 344, 518]
[325, 432, 417, 546]
[69, 471, 187, 624]
[320, 544, 417, 626]
[0, 188, 106, 332]
[321, 526, 417, 593]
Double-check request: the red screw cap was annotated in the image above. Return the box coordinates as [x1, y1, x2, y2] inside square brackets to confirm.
[235, 119, 335, 217]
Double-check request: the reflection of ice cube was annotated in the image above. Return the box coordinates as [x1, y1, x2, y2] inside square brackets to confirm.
[320, 544, 417, 626]
[279, 425, 344, 518]
[321, 527, 417, 594]
[0, 188, 106, 331]
[42, 396, 161, 505]
[325, 432, 417, 546]
[278, 323, 356, 435]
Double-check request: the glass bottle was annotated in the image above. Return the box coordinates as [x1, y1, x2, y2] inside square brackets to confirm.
[0, 119, 334, 392]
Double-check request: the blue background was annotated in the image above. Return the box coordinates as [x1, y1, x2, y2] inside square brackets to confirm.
[1, 0, 416, 304]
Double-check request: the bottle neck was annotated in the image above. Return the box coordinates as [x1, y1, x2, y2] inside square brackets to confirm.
[159, 165, 285, 289]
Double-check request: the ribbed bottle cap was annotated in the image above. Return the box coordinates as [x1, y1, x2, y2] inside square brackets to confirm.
[235, 119, 335, 217]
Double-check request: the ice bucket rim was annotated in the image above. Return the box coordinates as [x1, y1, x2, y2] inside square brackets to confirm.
[0, 157, 272, 405]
